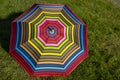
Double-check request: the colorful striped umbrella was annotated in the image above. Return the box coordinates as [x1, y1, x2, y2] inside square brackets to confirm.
[9, 4, 88, 77]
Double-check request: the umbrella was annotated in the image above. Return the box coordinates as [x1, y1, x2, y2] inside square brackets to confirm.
[9, 4, 88, 77]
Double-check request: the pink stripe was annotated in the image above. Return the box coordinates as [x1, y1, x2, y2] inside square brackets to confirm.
[37, 18, 66, 46]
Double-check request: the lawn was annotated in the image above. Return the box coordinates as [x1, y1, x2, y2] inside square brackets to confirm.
[0, 0, 120, 80]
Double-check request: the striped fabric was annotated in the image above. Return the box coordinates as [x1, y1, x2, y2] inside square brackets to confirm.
[9, 4, 88, 77]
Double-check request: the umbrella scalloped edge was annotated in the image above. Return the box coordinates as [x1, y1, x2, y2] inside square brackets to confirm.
[9, 4, 88, 77]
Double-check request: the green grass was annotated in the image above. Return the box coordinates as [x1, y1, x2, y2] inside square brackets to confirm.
[0, 0, 120, 80]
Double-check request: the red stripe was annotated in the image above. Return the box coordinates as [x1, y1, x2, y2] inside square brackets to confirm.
[9, 22, 16, 53]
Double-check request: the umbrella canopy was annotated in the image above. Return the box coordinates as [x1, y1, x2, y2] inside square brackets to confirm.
[9, 4, 88, 77]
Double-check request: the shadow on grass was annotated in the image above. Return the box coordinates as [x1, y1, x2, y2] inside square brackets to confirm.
[0, 12, 55, 80]
[0, 12, 22, 52]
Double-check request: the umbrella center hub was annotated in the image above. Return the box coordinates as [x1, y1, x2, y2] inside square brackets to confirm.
[49, 29, 55, 34]
[46, 26, 58, 38]
[48, 27, 55, 35]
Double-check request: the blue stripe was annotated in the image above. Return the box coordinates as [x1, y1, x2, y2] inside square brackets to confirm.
[38, 5, 64, 8]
